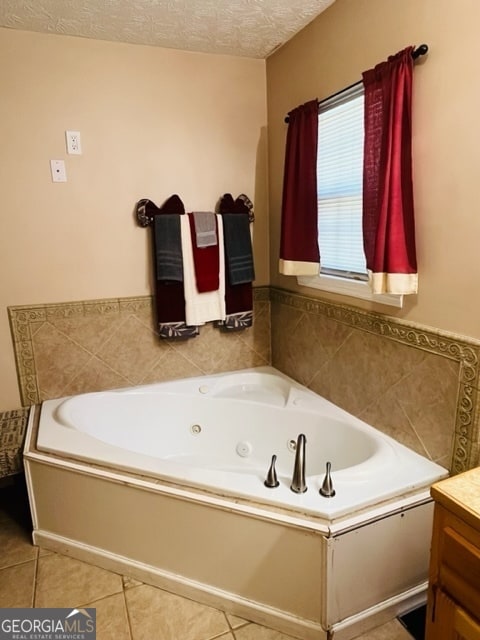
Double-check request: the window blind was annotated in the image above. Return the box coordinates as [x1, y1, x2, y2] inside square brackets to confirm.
[317, 86, 367, 278]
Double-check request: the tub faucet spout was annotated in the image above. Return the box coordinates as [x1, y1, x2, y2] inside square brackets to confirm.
[290, 433, 307, 493]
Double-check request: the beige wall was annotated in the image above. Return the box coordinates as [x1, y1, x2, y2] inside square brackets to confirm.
[267, 0, 480, 340]
[4, 0, 480, 418]
[0, 28, 268, 410]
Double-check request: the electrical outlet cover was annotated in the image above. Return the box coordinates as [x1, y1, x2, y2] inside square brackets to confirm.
[65, 130, 82, 155]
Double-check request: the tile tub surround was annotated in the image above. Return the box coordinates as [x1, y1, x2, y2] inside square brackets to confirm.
[0, 407, 29, 477]
[7, 288, 270, 407]
[8, 285, 480, 475]
[270, 288, 480, 475]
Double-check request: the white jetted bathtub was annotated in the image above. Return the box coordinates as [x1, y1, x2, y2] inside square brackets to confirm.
[24, 367, 448, 639]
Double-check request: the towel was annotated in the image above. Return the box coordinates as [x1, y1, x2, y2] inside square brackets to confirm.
[181, 214, 226, 326]
[222, 213, 255, 285]
[146, 194, 198, 339]
[188, 213, 219, 293]
[154, 214, 183, 281]
[217, 193, 254, 331]
[192, 211, 217, 247]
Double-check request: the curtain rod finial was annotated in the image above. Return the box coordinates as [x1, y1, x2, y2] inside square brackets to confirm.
[413, 44, 428, 59]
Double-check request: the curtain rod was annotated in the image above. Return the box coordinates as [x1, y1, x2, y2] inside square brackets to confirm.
[284, 44, 428, 123]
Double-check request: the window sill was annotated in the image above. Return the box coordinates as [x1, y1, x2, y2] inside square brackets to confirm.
[297, 274, 403, 308]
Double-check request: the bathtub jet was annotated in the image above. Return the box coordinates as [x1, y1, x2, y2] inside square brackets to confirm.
[24, 366, 448, 640]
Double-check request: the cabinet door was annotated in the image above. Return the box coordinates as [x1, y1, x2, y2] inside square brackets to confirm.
[426, 588, 455, 639]
[454, 608, 480, 640]
[440, 525, 480, 616]
[426, 589, 480, 640]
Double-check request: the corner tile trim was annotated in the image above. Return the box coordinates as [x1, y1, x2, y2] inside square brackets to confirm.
[271, 287, 480, 474]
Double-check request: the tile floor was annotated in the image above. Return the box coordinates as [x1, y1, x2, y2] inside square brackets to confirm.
[0, 476, 414, 640]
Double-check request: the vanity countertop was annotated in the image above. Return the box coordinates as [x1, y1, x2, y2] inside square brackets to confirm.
[431, 467, 480, 529]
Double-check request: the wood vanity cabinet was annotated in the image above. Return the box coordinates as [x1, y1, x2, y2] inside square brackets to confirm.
[425, 470, 480, 640]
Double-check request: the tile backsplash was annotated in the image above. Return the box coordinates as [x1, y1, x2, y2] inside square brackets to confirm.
[270, 288, 480, 475]
[8, 286, 480, 474]
[8, 288, 270, 406]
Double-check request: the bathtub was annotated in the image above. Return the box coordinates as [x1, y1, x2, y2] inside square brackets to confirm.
[24, 367, 447, 640]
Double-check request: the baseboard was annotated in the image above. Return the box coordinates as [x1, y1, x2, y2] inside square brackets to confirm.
[33, 528, 427, 640]
[33, 529, 326, 640]
[329, 584, 427, 639]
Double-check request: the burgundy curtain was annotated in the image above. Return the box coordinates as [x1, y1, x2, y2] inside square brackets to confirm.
[362, 47, 418, 294]
[279, 99, 320, 276]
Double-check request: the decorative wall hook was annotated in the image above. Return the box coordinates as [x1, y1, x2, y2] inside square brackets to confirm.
[135, 198, 158, 227]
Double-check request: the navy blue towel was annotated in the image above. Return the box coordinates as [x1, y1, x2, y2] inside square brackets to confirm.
[154, 214, 183, 281]
[222, 213, 255, 285]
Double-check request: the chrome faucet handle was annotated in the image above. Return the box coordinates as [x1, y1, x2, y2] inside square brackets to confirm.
[264, 454, 280, 488]
[319, 461, 336, 498]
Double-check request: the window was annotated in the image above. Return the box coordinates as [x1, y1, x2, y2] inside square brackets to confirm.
[297, 84, 403, 308]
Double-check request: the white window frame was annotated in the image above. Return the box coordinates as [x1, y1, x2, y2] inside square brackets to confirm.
[297, 273, 403, 308]
[297, 84, 403, 309]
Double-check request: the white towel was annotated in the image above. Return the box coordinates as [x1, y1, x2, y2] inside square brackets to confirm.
[180, 214, 226, 326]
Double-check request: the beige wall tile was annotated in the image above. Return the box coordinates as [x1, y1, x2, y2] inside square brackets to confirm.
[10, 294, 270, 404]
[214, 333, 269, 372]
[236, 301, 271, 362]
[8, 288, 480, 472]
[96, 315, 162, 384]
[61, 355, 132, 397]
[390, 354, 459, 462]
[47, 314, 126, 356]
[359, 388, 429, 457]
[271, 303, 306, 381]
[309, 330, 427, 416]
[33, 323, 92, 399]
[271, 289, 480, 473]
[141, 350, 204, 384]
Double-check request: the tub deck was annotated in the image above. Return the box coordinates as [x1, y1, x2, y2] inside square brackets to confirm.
[24, 367, 448, 640]
[34, 366, 447, 521]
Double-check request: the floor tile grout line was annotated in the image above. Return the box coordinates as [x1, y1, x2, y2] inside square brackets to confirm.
[222, 611, 233, 633]
[71, 587, 124, 610]
[207, 612, 249, 640]
[122, 586, 134, 640]
[32, 546, 39, 607]
[206, 627, 236, 640]
[0, 555, 38, 573]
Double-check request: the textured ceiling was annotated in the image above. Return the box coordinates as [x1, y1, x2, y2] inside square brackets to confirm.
[0, 0, 336, 58]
